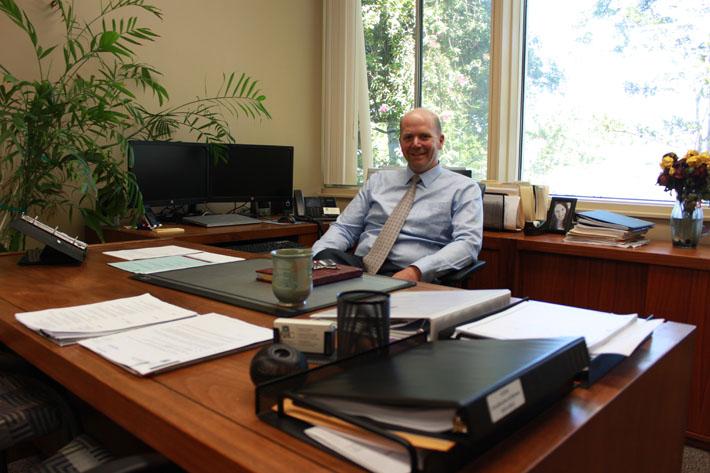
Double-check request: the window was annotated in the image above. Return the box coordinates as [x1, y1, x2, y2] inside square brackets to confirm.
[520, 1, 710, 202]
[362, 0, 492, 181]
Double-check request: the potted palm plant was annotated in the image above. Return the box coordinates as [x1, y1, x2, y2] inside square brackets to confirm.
[0, 0, 270, 250]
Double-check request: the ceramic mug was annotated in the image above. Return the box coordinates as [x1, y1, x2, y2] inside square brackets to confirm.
[270, 248, 313, 306]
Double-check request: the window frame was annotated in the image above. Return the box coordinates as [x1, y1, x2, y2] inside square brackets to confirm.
[325, 0, 691, 220]
[491, 0, 683, 219]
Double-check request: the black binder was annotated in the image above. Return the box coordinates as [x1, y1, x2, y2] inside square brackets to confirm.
[10, 215, 87, 265]
[256, 334, 589, 472]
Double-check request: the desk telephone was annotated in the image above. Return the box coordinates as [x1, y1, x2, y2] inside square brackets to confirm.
[293, 190, 340, 220]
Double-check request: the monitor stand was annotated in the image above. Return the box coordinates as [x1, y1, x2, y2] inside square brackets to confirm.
[183, 203, 202, 218]
[249, 198, 259, 218]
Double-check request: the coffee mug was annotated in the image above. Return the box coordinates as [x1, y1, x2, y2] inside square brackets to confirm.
[271, 248, 313, 306]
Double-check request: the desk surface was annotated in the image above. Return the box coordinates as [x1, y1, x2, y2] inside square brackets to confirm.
[0, 239, 695, 473]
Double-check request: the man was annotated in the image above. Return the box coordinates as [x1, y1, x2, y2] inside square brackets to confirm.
[311, 108, 482, 282]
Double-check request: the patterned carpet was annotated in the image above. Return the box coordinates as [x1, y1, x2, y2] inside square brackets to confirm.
[7, 445, 709, 472]
[683, 446, 710, 473]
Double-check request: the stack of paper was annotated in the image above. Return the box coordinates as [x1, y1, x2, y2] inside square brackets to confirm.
[564, 210, 654, 248]
[104, 245, 244, 274]
[79, 313, 272, 375]
[16, 293, 272, 375]
[453, 300, 663, 357]
[310, 289, 512, 340]
[15, 293, 197, 345]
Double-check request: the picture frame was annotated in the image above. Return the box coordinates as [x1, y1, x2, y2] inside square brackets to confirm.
[546, 197, 577, 234]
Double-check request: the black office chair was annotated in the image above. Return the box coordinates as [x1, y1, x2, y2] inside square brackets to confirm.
[435, 179, 487, 288]
[435, 260, 487, 288]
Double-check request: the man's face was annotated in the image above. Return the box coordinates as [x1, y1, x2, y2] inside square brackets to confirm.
[399, 112, 445, 174]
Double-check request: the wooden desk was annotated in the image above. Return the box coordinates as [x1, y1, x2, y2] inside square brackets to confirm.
[85, 221, 320, 248]
[470, 232, 709, 446]
[0, 240, 695, 472]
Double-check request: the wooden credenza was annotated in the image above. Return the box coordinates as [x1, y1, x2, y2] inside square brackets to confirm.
[85, 221, 320, 247]
[469, 231, 710, 446]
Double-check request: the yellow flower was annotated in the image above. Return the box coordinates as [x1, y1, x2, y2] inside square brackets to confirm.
[687, 155, 699, 167]
[660, 156, 675, 169]
[685, 149, 699, 158]
[698, 152, 710, 165]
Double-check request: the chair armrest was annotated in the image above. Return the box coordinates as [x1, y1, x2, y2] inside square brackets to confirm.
[436, 260, 487, 287]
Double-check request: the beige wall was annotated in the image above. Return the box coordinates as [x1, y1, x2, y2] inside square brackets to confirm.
[1, 0, 323, 240]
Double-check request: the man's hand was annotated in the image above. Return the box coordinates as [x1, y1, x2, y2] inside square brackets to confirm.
[392, 266, 421, 282]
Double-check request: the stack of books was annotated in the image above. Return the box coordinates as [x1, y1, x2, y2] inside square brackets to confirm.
[564, 210, 654, 248]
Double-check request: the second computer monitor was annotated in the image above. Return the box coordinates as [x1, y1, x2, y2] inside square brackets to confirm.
[209, 144, 294, 205]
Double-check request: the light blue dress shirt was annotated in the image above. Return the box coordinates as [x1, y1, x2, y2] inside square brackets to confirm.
[311, 165, 483, 282]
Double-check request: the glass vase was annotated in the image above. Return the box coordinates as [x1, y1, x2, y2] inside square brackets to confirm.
[670, 201, 703, 248]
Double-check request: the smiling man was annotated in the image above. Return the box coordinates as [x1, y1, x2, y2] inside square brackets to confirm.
[311, 108, 483, 283]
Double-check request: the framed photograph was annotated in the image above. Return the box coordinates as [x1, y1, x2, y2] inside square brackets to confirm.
[546, 197, 577, 234]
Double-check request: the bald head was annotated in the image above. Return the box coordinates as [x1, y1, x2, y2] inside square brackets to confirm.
[399, 108, 442, 136]
[398, 108, 445, 174]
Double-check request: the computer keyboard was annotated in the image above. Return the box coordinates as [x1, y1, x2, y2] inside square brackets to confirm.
[228, 240, 303, 253]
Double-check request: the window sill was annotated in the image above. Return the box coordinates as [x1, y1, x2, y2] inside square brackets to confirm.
[320, 186, 359, 199]
[572, 197, 708, 221]
[320, 188, 708, 222]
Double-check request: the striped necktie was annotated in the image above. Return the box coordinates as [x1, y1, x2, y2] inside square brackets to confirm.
[363, 175, 420, 274]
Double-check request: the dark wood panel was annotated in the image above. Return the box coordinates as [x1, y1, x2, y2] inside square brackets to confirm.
[645, 267, 710, 444]
[468, 236, 517, 289]
[515, 252, 647, 313]
[479, 232, 709, 445]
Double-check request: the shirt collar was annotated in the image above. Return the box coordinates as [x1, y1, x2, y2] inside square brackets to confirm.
[406, 163, 441, 187]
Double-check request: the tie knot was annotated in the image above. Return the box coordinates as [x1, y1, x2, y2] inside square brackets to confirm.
[410, 175, 420, 186]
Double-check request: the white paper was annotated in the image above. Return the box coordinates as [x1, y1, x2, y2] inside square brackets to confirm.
[311, 289, 511, 338]
[454, 300, 637, 352]
[185, 252, 244, 263]
[108, 255, 212, 274]
[79, 313, 272, 375]
[15, 293, 196, 341]
[305, 426, 410, 473]
[103, 245, 201, 260]
[591, 317, 664, 356]
[307, 396, 456, 433]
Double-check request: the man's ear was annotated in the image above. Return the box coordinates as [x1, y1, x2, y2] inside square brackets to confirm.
[438, 133, 445, 148]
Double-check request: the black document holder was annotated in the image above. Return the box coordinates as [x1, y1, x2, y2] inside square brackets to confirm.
[133, 258, 415, 317]
[256, 334, 589, 472]
[10, 215, 87, 265]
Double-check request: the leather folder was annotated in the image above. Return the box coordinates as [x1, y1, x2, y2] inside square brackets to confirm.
[255, 264, 363, 286]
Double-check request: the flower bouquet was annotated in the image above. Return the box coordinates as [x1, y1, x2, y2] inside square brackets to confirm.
[657, 150, 710, 247]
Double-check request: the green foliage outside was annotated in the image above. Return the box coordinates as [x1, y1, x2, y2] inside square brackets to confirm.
[521, 1, 709, 200]
[362, 0, 491, 181]
[0, 0, 270, 251]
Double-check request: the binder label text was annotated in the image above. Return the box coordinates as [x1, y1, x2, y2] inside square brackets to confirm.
[486, 378, 525, 423]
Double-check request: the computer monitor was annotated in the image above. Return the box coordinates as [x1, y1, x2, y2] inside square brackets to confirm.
[129, 141, 209, 209]
[208, 144, 294, 215]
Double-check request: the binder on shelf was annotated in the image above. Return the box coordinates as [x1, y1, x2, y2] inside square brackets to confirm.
[10, 214, 87, 265]
[575, 210, 654, 231]
[256, 333, 589, 472]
